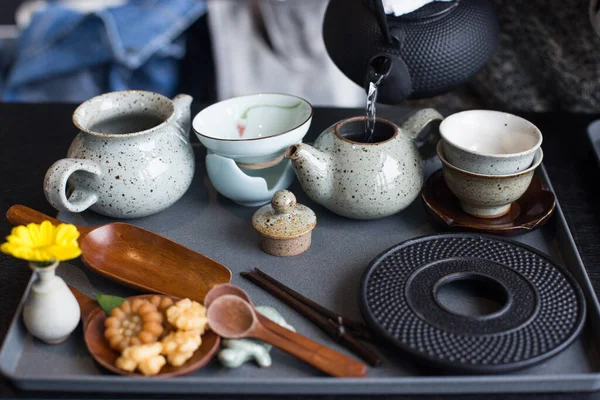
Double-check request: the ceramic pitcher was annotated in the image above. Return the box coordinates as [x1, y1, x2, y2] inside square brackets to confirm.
[285, 109, 443, 219]
[44, 91, 195, 219]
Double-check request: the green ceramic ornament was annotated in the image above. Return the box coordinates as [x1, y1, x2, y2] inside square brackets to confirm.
[218, 306, 295, 368]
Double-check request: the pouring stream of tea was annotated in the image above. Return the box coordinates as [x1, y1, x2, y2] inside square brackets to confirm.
[364, 72, 386, 143]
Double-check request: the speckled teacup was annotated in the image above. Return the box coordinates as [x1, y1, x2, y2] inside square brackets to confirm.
[437, 141, 543, 218]
[44, 91, 195, 219]
[440, 110, 542, 175]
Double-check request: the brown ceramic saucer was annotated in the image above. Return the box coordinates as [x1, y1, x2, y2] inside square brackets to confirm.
[421, 169, 556, 236]
[72, 288, 220, 378]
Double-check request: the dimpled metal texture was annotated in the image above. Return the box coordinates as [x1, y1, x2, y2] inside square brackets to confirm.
[360, 234, 586, 373]
[391, 0, 499, 98]
[322, 0, 499, 101]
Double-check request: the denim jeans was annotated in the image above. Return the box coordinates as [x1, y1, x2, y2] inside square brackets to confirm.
[2, 0, 206, 102]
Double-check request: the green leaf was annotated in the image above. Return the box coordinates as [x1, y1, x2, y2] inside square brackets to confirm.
[94, 294, 126, 315]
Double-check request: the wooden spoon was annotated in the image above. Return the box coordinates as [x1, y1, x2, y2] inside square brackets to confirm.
[7, 205, 232, 302]
[70, 286, 220, 377]
[206, 294, 367, 378]
[204, 284, 368, 376]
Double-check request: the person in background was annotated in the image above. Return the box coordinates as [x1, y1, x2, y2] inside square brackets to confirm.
[206, 0, 365, 108]
[1, 0, 206, 102]
[208, 0, 600, 113]
[3, 0, 600, 113]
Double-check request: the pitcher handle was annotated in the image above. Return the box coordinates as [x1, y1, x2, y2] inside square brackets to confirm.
[400, 108, 444, 159]
[44, 159, 101, 213]
[171, 93, 193, 137]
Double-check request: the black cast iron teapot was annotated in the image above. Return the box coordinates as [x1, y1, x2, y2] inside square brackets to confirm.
[322, 0, 499, 104]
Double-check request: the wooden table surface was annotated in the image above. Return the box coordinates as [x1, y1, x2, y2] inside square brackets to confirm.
[1, 103, 600, 399]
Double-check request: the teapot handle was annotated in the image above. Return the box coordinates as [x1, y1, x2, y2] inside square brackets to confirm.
[372, 0, 393, 44]
[400, 108, 444, 158]
[44, 159, 101, 213]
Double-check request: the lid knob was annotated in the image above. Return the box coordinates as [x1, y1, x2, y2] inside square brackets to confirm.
[271, 190, 296, 213]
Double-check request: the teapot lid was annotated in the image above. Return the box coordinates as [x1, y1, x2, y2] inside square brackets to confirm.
[393, 1, 458, 20]
[364, 0, 458, 21]
[252, 190, 316, 239]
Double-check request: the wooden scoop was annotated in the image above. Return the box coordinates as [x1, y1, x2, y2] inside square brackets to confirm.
[207, 294, 367, 378]
[7, 205, 232, 302]
[204, 284, 368, 376]
[69, 286, 220, 377]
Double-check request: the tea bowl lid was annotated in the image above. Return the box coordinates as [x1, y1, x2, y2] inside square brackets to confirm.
[252, 190, 316, 239]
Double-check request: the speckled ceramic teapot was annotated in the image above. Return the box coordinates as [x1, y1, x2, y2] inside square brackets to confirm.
[44, 91, 195, 219]
[285, 109, 443, 219]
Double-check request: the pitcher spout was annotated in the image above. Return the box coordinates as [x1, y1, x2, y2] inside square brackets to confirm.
[172, 94, 193, 135]
[285, 143, 333, 202]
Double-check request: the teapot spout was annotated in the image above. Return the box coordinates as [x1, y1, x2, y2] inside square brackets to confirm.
[365, 53, 412, 105]
[172, 94, 193, 135]
[285, 144, 333, 201]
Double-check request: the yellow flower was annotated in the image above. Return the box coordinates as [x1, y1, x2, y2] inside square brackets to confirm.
[0, 221, 81, 263]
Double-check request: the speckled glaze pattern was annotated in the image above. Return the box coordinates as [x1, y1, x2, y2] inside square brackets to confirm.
[440, 110, 543, 175]
[443, 139, 539, 175]
[252, 190, 316, 256]
[259, 233, 312, 257]
[437, 141, 544, 218]
[44, 91, 195, 219]
[286, 109, 444, 220]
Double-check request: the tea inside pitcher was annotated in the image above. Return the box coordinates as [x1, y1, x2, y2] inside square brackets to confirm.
[339, 119, 395, 144]
[89, 113, 164, 134]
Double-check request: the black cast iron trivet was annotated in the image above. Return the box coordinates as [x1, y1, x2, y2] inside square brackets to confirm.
[359, 233, 586, 373]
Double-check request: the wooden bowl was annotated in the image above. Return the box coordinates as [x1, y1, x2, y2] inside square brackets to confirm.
[83, 294, 220, 377]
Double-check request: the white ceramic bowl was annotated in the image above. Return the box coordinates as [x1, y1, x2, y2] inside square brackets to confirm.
[437, 141, 544, 218]
[193, 93, 313, 164]
[440, 110, 542, 175]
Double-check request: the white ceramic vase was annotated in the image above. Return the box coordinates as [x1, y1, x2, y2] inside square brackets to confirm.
[22, 261, 81, 344]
